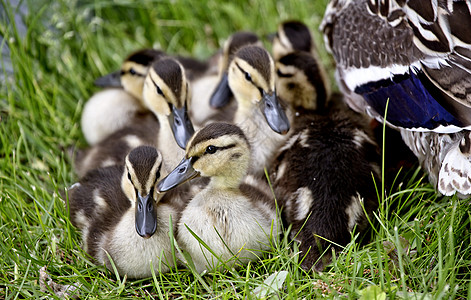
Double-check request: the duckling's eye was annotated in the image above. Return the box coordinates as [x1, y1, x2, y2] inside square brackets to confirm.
[156, 85, 164, 96]
[129, 68, 137, 75]
[205, 145, 217, 154]
[127, 172, 132, 181]
[244, 72, 252, 82]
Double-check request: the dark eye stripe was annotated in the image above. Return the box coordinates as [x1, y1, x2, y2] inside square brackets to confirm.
[203, 144, 236, 156]
[219, 144, 236, 151]
[235, 62, 264, 95]
[121, 68, 145, 77]
[236, 63, 254, 83]
[149, 186, 154, 198]
[150, 77, 169, 107]
[190, 156, 200, 164]
[189, 143, 237, 163]
[235, 63, 249, 80]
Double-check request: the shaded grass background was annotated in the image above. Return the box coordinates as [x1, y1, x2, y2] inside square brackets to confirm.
[0, 0, 470, 298]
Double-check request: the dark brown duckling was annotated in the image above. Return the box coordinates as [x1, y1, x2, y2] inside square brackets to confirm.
[68, 146, 189, 278]
[271, 50, 381, 271]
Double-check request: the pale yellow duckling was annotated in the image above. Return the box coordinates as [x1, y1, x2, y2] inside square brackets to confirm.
[190, 31, 261, 128]
[227, 45, 290, 176]
[75, 57, 195, 177]
[157, 122, 278, 273]
[208, 31, 261, 109]
[82, 49, 162, 145]
[142, 57, 195, 172]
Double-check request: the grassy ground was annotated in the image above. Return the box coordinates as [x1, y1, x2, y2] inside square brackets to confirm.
[1, 0, 470, 298]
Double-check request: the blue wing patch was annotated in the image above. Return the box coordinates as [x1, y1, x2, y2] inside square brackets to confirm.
[355, 69, 462, 129]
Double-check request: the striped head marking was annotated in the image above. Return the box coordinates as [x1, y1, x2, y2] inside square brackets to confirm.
[122, 146, 163, 205]
[157, 123, 251, 191]
[229, 45, 290, 134]
[186, 123, 251, 187]
[122, 145, 163, 238]
[228, 45, 275, 106]
[143, 58, 195, 148]
[143, 58, 191, 116]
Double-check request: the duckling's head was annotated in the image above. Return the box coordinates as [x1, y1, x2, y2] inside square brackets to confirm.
[142, 58, 195, 149]
[158, 122, 251, 192]
[95, 49, 164, 100]
[121, 146, 163, 238]
[272, 20, 313, 61]
[276, 51, 328, 111]
[228, 45, 290, 134]
[209, 32, 261, 108]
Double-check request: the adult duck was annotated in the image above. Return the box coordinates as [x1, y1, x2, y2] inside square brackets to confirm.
[320, 0, 471, 197]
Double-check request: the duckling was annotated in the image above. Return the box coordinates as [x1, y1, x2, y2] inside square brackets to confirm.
[320, 0, 471, 197]
[188, 32, 262, 128]
[82, 49, 163, 145]
[271, 20, 331, 100]
[142, 57, 195, 171]
[208, 31, 262, 109]
[75, 57, 194, 177]
[68, 146, 187, 278]
[95, 49, 164, 99]
[277, 51, 415, 186]
[157, 122, 278, 273]
[228, 45, 290, 176]
[85, 48, 212, 145]
[271, 50, 381, 271]
[95, 48, 214, 96]
[271, 112, 381, 271]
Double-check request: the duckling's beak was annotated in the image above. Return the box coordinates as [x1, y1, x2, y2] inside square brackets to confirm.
[94, 71, 122, 87]
[261, 91, 290, 134]
[135, 193, 157, 239]
[157, 157, 199, 192]
[169, 104, 195, 149]
[209, 72, 233, 108]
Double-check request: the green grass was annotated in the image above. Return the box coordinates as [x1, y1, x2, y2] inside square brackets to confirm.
[1, 0, 470, 298]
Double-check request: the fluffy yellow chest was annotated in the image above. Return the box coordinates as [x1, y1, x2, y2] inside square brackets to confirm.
[177, 187, 275, 272]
